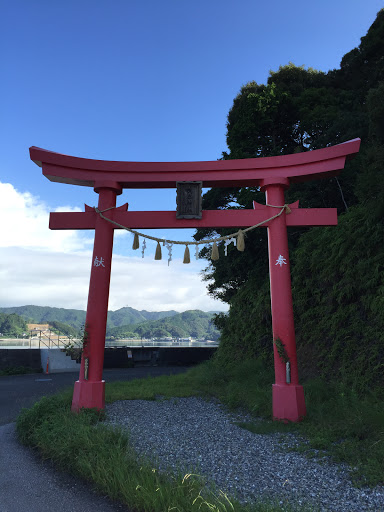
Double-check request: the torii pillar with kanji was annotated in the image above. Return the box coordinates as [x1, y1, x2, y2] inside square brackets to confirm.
[261, 177, 305, 420]
[30, 138, 360, 421]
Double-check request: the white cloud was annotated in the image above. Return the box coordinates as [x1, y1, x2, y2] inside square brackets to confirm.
[109, 255, 224, 312]
[0, 247, 91, 310]
[0, 182, 91, 252]
[0, 247, 227, 312]
[0, 183, 228, 313]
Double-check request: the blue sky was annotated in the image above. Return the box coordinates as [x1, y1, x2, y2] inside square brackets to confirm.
[0, 1, 382, 312]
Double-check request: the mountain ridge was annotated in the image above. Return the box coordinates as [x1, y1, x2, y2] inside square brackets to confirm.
[0, 305, 179, 329]
[0, 305, 220, 340]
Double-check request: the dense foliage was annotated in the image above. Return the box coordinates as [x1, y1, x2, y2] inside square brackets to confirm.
[197, 10, 384, 387]
[48, 320, 79, 338]
[0, 313, 28, 337]
[107, 310, 220, 340]
[0, 305, 87, 330]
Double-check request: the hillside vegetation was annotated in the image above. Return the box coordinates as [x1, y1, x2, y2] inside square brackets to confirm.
[0, 306, 219, 340]
[0, 305, 178, 330]
[108, 310, 220, 340]
[196, 10, 384, 389]
[0, 313, 28, 337]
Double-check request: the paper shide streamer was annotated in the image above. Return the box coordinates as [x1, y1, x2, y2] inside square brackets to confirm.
[94, 204, 291, 265]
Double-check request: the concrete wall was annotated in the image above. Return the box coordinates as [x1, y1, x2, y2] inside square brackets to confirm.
[40, 349, 80, 374]
[103, 346, 217, 368]
[0, 346, 217, 373]
[0, 349, 42, 371]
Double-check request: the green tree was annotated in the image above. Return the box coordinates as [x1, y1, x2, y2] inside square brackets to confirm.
[200, 10, 384, 386]
[49, 320, 78, 338]
[0, 313, 28, 337]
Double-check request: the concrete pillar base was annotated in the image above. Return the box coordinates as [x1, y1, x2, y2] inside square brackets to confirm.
[71, 380, 105, 412]
[272, 383, 306, 422]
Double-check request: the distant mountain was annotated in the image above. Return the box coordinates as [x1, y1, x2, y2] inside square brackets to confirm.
[0, 305, 220, 341]
[0, 305, 86, 329]
[0, 305, 181, 330]
[106, 307, 178, 328]
[107, 310, 220, 341]
[0, 305, 220, 340]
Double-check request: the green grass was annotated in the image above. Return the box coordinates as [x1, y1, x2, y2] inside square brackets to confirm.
[295, 377, 384, 486]
[16, 357, 383, 511]
[105, 359, 273, 419]
[106, 371, 202, 402]
[16, 390, 306, 512]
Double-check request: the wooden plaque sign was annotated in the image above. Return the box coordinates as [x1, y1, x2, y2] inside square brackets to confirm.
[176, 181, 202, 219]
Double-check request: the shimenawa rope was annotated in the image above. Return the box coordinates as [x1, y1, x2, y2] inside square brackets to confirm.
[94, 204, 291, 263]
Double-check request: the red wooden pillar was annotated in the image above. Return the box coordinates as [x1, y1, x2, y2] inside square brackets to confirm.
[261, 178, 306, 422]
[71, 181, 122, 412]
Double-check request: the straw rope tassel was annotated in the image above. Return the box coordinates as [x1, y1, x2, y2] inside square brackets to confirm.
[237, 230, 245, 251]
[183, 245, 190, 264]
[155, 241, 162, 260]
[211, 241, 219, 261]
[95, 205, 288, 261]
[132, 233, 140, 250]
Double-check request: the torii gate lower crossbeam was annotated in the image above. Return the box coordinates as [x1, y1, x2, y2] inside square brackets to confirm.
[30, 139, 360, 422]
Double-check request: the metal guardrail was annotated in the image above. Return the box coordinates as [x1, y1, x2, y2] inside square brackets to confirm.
[27, 330, 82, 351]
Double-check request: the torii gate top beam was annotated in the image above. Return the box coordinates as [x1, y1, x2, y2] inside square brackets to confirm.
[30, 139, 360, 189]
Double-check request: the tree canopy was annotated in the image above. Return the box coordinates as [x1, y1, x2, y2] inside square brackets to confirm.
[197, 9, 384, 386]
[0, 313, 28, 337]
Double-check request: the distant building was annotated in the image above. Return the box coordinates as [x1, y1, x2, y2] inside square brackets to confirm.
[27, 323, 50, 332]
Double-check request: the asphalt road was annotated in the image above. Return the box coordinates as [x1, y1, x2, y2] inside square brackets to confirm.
[0, 366, 189, 425]
[0, 366, 189, 512]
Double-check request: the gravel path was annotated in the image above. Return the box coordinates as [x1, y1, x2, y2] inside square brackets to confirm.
[106, 397, 384, 512]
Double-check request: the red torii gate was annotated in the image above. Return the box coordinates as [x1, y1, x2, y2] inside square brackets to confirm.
[30, 138, 360, 422]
